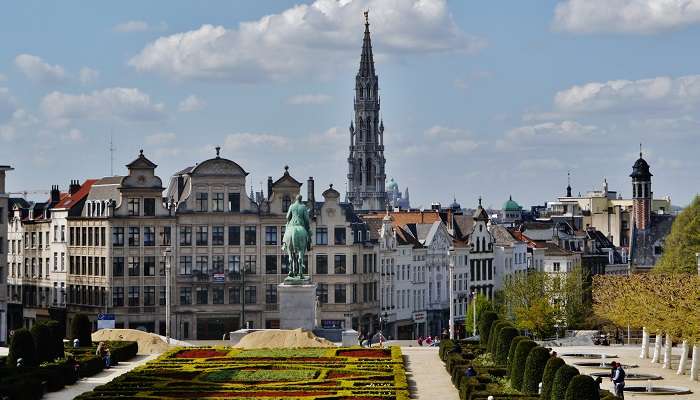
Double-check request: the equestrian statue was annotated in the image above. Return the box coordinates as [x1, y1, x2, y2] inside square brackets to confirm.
[281, 194, 312, 283]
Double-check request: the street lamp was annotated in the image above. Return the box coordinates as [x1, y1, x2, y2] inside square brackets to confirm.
[471, 290, 477, 337]
[448, 247, 455, 340]
[163, 247, 172, 345]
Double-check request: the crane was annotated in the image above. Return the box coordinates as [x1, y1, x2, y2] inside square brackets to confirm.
[8, 190, 50, 199]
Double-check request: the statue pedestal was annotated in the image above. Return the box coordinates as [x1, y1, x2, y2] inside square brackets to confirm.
[278, 282, 317, 331]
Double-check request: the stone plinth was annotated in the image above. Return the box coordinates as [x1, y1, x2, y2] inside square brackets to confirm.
[342, 329, 360, 346]
[278, 282, 317, 331]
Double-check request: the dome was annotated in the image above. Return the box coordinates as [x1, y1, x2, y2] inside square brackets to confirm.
[503, 196, 522, 211]
[630, 155, 652, 180]
[386, 178, 399, 191]
[449, 197, 461, 210]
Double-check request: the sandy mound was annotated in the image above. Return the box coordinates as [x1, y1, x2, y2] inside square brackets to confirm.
[92, 328, 173, 355]
[234, 328, 335, 349]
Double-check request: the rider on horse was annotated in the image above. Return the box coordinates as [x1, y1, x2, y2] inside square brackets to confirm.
[282, 195, 312, 279]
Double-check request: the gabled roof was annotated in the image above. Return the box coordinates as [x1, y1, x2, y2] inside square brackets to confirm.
[544, 241, 576, 257]
[54, 179, 98, 209]
[490, 224, 519, 245]
[272, 166, 302, 187]
[126, 150, 157, 169]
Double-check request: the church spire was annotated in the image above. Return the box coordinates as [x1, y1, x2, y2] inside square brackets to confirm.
[358, 10, 375, 78]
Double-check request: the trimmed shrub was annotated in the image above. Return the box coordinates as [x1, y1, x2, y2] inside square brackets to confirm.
[510, 339, 537, 390]
[30, 322, 53, 363]
[45, 320, 65, 360]
[488, 321, 511, 354]
[550, 365, 579, 400]
[478, 311, 499, 346]
[507, 336, 528, 373]
[565, 374, 600, 400]
[540, 357, 565, 400]
[522, 346, 551, 395]
[439, 339, 455, 360]
[71, 313, 92, 347]
[110, 341, 138, 362]
[495, 327, 519, 365]
[7, 328, 37, 367]
[77, 355, 104, 377]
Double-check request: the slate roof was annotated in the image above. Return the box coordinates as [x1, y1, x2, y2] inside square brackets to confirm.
[544, 241, 576, 257]
[86, 177, 124, 201]
[490, 224, 519, 245]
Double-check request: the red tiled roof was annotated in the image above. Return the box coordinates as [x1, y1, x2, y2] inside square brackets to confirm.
[54, 179, 98, 209]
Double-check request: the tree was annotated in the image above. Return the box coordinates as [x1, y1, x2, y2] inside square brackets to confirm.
[507, 335, 528, 374]
[488, 321, 511, 355]
[522, 346, 551, 395]
[656, 195, 700, 273]
[70, 314, 92, 347]
[540, 357, 565, 400]
[464, 293, 493, 335]
[30, 322, 53, 363]
[45, 320, 65, 360]
[495, 326, 519, 365]
[7, 328, 37, 367]
[565, 375, 600, 400]
[511, 339, 537, 391]
[478, 311, 499, 346]
[550, 365, 579, 400]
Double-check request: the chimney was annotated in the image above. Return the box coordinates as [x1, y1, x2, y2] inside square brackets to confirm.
[69, 180, 81, 195]
[267, 176, 273, 200]
[50, 185, 60, 203]
[307, 177, 315, 218]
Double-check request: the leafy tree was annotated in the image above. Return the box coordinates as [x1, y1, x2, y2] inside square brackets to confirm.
[464, 293, 493, 335]
[522, 346, 551, 395]
[30, 322, 53, 363]
[656, 195, 700, 273]
[7, 328, 37, 367]
[478, 311, 499, 346]
[70, 314, 92, 347]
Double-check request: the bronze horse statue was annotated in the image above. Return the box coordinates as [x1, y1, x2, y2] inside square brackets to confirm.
[281, 195, 312, 280]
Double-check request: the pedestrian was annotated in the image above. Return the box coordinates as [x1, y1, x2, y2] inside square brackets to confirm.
[442, 328, 449, 339]
[611, 361, 626, 399]
[96, 342, 111, 368]
[73, 338, 80, 348]
[417, 336, 423, 346]
[550, 350, 558, 358]
[465, 366, 477, 377]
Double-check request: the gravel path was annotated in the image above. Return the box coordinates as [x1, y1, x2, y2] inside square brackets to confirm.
[403, 346, 460, 400]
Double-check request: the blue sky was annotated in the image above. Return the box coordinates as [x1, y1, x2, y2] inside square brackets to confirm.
[1, 0, 699, 208]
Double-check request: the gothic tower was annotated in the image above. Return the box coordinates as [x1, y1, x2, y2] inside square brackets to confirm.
[630, 146, 652, 230]
[347, 11, 386, 212]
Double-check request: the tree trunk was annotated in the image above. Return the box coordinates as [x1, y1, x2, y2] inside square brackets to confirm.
[640, 327, 649, 359]
[662, 333, 673, 369]
[651, 331, 662, 364]
[690, 344, 699, 381]
[677, 341, 688, 375]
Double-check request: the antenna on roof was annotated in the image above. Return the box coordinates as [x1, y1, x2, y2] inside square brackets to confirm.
[109, 129, 115, 176]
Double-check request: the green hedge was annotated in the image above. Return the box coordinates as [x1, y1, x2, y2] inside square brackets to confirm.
[510, 339, 537, 391]
[565, 375, 600, 400]
[488, 321, 511, 355]
[550, 364, 579, 400]
[522, 346, 550, 395]
[7, 328, 37, 367]
[439, 339, 455, 360]
[71, 313, 92, 347]
[478, 311, 499, 346]
[495, 327, 519, 365]
[30, 322, 53, 364]
[507, 336, 528, 374]
[540, 357, 565, 400]
[45, 320, 65, 360]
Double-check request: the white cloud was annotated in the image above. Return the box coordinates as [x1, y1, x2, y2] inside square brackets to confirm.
[223, 132, 289, 152]
[287, 94, 332, 105]
[177, 95, 205, 112]
[0, 108, 38, 142]
[499, 120, 599, 149]
[554, 75, 700, 113]
[553, 0, 700, 34]
[14, 54, 67, 84]
[62, 128, 83, 142]
[145, 132, 176, 145]
[0, 87, 18, 122]
[79, 67, 99, 84]
[129, 0, 484, 82]
[424, 125, 479, 153]
[114, 20, 167, 33]
[40, 87, 166, 122]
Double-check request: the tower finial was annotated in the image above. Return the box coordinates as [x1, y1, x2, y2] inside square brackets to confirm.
[640, 142, 643, 158]
[215, 146, 221, 158]
[364, 10, 369, 25]
[478, 196, 482, 207]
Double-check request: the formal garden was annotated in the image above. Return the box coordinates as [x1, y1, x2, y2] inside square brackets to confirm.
[0, 314, 138, 400]
[74, 346, 409, 399]
[438, 311, 620, 400]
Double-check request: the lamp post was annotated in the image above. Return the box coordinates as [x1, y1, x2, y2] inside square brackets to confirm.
[163, 247, 172, 345]
[448, 248, 455, 340]
[472, 290, 477, 337]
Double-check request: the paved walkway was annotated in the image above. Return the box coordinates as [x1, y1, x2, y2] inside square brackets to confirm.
[44, 354, 157, 400]
[402, 346, 459, 400]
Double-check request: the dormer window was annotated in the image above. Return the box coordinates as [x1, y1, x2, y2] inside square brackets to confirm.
[282, 195, 291, 213]
[144, 198, 156, 216]
[196, 192, 208, 212]
[128, 198, 140, 216]
[213, 193, 224, 212]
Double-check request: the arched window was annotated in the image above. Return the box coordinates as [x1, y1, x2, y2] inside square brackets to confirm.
[476, 238, 480, 252]
[359, 86, 364, 98]
[282, 195, 291, 213]
[482, 237, 486, 252]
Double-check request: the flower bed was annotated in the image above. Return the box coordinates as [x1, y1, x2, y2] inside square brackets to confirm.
[75, 346, 409, 400]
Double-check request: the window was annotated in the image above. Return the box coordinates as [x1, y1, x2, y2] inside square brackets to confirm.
[113, 257, 124, 276]
[334, 284, 346, 304]
[316, 255, 328, 274]
[100, 227, 106, 246]
[228, 193, 240, 212]
[244, 286, 257, 304]
[144, 256, 156, 276]
[128, 286, 140, 306]
[213, 192, 224, 212]
[265, 255, 277, 274]
[334, 254, 346, 274]
[113, 287, 124, 307]
[265, 226, 277, 245]
[195, 256, 209, 275]
[179, 226, 192, 246]
[143, 226, 155, 246]
[61, 226, 66, 242]
[229, 287, 241, 304]
[212, 255, 224, 274]
[317, 284, 328, 304]
[196, 192, 208, 212]
[144, 286, 156, 306]
[213, 287, 224, 304]
[180, 287, 192, 305]
[316, 227, 328, 245]
[128, 198, 140, 216]
[128, 227, 140, 247]
[179, 256, 192, 275]
[161, 226, 171, 246]
[553, 262, 560, 272]
[228, 226, 241, 246]
[112, 227, 124, 247]
[282, 195, 291, 212]
[128, 257, 140, 276]
[266, 284, 277, 304]
[244, 255, 256, 274]
[196, 226, 208, 246]
[244, 226, 256, 245]
[196, 287, 208, 304]
[143, 198, 156, 216]
[212, 226, 224, 246]
[228, 255, 241, 280]
[334, 227, 346, 245]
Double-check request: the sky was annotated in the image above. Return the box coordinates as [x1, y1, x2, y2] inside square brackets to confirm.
[1, 0, 700, 209]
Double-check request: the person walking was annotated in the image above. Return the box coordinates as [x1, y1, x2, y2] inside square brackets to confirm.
[611, 361, 626, 399]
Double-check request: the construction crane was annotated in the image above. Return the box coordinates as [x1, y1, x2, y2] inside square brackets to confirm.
[8, 190, 50, 199]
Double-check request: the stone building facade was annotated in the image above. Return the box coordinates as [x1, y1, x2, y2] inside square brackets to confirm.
[0, 166, 12, 344]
